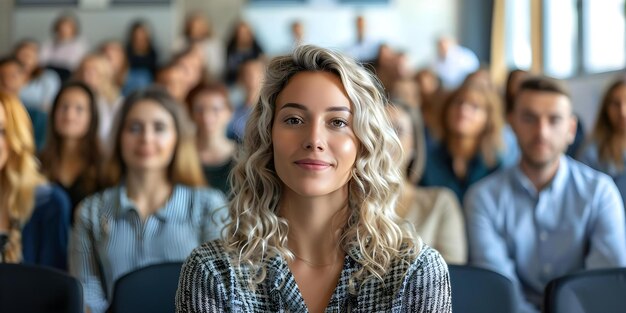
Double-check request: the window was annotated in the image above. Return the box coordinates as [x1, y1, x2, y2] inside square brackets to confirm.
[583, 0, 625, 73]
[505, 0, 531, 70]
[16, 0, 77, 6]
[543, 0, 626, 77]
[544, 0, 578, 78]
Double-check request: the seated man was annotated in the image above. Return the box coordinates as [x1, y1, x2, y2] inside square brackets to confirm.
[465, 76, 626, 313]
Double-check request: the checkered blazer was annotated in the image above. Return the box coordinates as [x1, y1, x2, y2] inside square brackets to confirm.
[176, 240, 451, 312]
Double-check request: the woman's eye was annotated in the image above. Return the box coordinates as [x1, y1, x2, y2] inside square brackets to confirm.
[128, 123, 142, 133]
[154, 122, 168, 132]
[330, 119, 348, 128]
[285, 117, 303, 125]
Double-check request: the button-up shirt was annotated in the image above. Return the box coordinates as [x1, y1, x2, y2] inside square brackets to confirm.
[465, 156, 626, 313]
[70, 184, 228, 313]
[176, 240, 451, 312]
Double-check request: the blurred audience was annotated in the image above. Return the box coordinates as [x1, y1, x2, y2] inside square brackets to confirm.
[0, 91, 70, 270]
[227, 58, 265, 142]
[69, 87, 227, 313]
[156, 62, 188, 104]
[465, 76, 626, 313]
[174, 13, 225, 82]
[579, 78, 626, 204]
[172, 47, 208, 98]
[414, 68, 445, 150]
[73, 53, 123, 145]
[125, 20, 159, 91]
[39, 81, 103, 222]
[345, 15, 380, 64]
[13, 39, 61, 113]
[432, 35, 479, 89]
[186, 82, 236, 196]
[387, 101, 467, 264]
[40, 13, 88, 81]
[225, 21, 264, 85]
[0, 56, 48, 150]
[420, 79, 504, 201]
[100, 40, 131, 96]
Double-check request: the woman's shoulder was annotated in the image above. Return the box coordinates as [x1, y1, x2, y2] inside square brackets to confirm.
[411, 244, 448, 273]
[35, 183, 70, 206]
[32, 184, 71, 219]
[399, 244, 449, 296]
[73, 185, 122, 220]
[183, 240, 235, 277]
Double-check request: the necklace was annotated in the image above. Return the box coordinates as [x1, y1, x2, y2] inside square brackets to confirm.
[291, 251, 340, 268]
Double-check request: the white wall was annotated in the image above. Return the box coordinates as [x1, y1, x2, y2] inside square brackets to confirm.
[566, 71, 626, 136]
[10, 0, 456, 69]
[12, 3, 180, 63]
[0, 0, 15, 55]
[242, 0, 457, 68]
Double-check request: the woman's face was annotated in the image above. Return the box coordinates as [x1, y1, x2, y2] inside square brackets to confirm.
[189, 17, 208, 40]
[78, 59, 104, 92]
[272, 71, 358, 198]
[132, 26, 149, 50]
[54, 87, 91, 140]
[0, 104, 7, 171]
[157, 66, 187, 102]
[102, 42, 125, 74]
[192, 91, 232, 137]
[607, 84, 626, 133]
[120, 100, 178, 174]
[236, 24, 253, 46]
[176, 54, 203, 91]
[15, 43, 39, 74]
[0, 62, 26, 95]
[446, 89, 488, 139]
[57, 19, 76, 41]
[387, 106, 414, 172]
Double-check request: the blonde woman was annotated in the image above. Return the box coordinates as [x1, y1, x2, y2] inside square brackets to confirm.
[69, 87, 227, 313]
[176, 45, 451, 312]
[73, 53, 122, 145]
[0, 92, 70, 270]
[387, 101, 467, 264]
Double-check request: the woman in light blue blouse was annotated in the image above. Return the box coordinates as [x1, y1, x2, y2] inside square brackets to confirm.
[69, 87, 227, 313]
[579, 78, 626, 202]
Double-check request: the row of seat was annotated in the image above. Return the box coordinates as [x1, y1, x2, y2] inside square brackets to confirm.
[1, 262, 623, 313]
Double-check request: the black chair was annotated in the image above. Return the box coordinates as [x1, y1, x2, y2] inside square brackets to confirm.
[544, 267, 626, 313]
[108, 262, 184, 313]
[448, 264, 516, 313]
[0, 263, 83, 313]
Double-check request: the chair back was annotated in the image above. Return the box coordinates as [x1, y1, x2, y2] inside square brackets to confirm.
[108, 262, 184, 313]
[448, 264, 516, 313]
[0, 263, 83, 313]
[544, 267, 626, 313]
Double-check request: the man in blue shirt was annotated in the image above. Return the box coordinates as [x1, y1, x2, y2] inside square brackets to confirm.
[465, 76, 626, 313]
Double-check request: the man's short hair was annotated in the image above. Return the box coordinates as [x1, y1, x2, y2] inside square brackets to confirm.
[518, 76, 570, 99]
[513, 76, 571, 111]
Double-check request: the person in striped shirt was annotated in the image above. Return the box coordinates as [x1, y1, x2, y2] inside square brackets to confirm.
[69, 87, 227, 313]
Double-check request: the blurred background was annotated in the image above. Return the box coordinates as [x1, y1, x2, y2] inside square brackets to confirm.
[0, 0, 625, 132]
